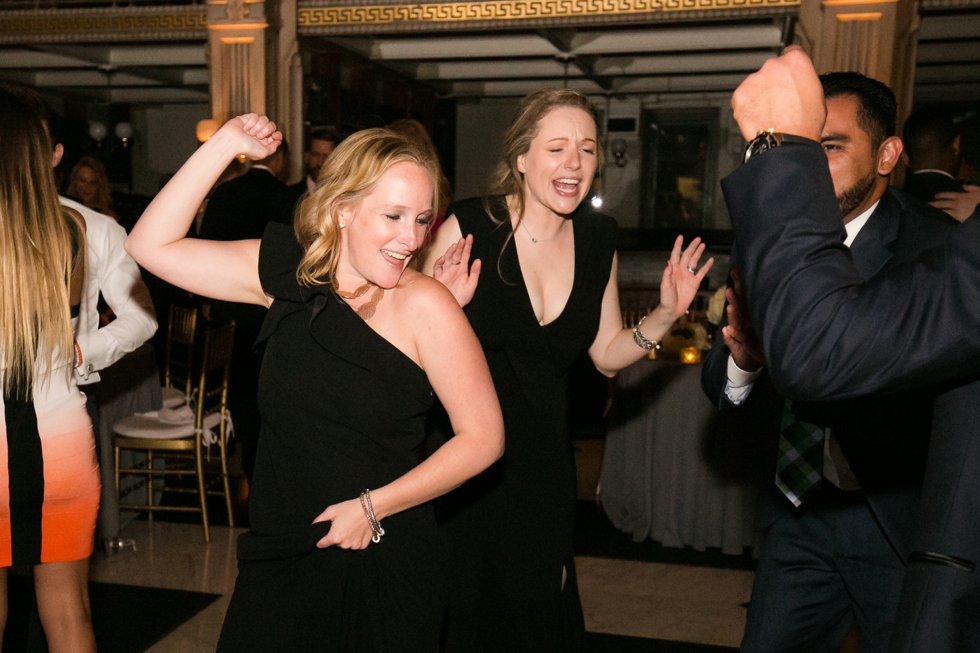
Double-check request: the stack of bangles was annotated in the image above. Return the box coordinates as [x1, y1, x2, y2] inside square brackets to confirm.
[632, 314, 660, 351]
[359, 489, 385, 543]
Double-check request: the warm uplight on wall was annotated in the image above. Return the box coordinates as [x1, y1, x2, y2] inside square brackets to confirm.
[196, 119, 220, 143]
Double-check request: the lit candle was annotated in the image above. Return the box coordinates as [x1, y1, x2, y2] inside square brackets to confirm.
[680, 347, 701, 365]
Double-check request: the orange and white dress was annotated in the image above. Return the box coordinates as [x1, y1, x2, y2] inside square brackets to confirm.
[0, 341, 101, 567]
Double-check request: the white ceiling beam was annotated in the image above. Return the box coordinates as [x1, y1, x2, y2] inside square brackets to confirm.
[450, 78, 602, 97]
[570, 24, 784, 55]
[345, 24, 782, 64]
[416, 58, 576, 80]
[915, 63, 980, 84]
[593, 51, 774, 76]
[613, 72, 749, 94]
[917, 41, 980, 64]
[109, 45, 206, 67]
[109, 87, 210, 104]
[0, 49, 93, 69]
[183, 68, 211, 85]
[918, 14, 980, 41]
[0, 69, 37, 85]
[32, 70, 164, 87]
[915, 82, 980, 103]
[335, 35, 559, 60]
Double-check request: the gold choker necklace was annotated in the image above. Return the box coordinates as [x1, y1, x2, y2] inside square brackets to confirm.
[338, 282, 384, 321]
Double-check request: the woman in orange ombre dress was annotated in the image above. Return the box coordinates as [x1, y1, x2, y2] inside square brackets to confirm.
[0, 85, 100, 653]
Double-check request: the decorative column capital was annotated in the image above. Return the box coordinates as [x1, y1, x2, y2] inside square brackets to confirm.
[207, 0, 269, 30]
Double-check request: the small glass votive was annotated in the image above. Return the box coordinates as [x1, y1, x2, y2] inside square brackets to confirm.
[679, 346, 702, 365]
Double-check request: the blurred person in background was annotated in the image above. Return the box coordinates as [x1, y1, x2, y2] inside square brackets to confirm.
[388, 118, 452, 233]
[67, 156, 118, 221]
[289, 128, 339, 206]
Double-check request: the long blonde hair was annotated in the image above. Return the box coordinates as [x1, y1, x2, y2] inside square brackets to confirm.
[0, 85, 82, 397]
[295, 128, 441, 291]
[67, 156, 115, 217]
[483, 88, 603, 281]
[484, 88, 603, 223]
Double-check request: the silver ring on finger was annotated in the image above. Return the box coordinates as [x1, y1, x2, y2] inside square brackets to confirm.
[686, 266, 696, 273]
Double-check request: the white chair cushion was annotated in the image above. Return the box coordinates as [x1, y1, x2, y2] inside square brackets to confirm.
[114, 411, 195, 440]
[114, 408, 231, 445]
[161, 386, 188, 409]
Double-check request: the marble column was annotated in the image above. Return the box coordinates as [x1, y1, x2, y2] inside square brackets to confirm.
[265, 0, 304, 185]
[207, 0, 268, 123]
[795, 0, 919, 178]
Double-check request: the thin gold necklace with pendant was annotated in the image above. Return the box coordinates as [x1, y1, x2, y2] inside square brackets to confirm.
[521, 217, 568, 244]
[337, 282, 384, 321]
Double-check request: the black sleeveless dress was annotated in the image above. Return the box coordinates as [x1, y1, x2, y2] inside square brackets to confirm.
[434, 197, 617, 652]
[217, 223, 445, 653]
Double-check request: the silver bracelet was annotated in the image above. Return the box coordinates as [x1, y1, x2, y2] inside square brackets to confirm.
[632, 314, 661, 351]
[359, 489, 385, 544]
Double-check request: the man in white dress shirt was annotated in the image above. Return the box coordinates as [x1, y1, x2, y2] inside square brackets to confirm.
[39, 100, 157, 543]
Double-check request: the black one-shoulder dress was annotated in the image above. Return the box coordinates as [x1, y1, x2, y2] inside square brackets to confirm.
[433, 197, 617, 652]
[217, 223, 445, 653]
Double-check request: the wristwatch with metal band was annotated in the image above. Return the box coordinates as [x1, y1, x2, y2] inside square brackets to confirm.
[743, 130, 815, 164]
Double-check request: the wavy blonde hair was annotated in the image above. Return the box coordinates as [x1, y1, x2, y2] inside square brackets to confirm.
[67, 156, 116, 217]
[0, 86, 84, 397]
[295, 128, 441, 290]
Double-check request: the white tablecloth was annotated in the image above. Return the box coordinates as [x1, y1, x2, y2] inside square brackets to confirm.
[599, 359, 776, 556]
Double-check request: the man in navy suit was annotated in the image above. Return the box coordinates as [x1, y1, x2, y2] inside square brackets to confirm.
[902, 108, 964, 203]
[724, 49, 980, 653]
[704, 72, 955, 653]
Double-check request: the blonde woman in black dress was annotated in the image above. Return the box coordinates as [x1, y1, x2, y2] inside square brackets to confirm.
[126, 115, 504, 652]
[424, 88, 713, 652]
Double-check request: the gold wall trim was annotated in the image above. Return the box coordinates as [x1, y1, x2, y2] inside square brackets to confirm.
[0, 6, 207, 44]
[299, 0, 799, 31]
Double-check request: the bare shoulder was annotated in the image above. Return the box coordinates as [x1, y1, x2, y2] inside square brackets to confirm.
[394, 269, 463, 320]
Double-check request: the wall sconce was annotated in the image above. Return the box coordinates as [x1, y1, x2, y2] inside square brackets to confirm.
[610, 139, 628, 168]
[196, 119, 220, 143]
[114, 122, 133, 147]
[88, 121, 108, 143]
[88, 120, 134, 147]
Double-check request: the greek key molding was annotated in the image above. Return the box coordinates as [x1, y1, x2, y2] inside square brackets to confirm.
[298, 0, 799, 32]
[0, 6, 207, 44]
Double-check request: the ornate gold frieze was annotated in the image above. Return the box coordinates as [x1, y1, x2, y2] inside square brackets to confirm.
[298, 0, 798, 31]
[0, 7, 207, 44]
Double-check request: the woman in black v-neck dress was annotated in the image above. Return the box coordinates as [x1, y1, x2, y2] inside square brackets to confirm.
[126, 116, 504, 652]
[424, 89, 714, 652]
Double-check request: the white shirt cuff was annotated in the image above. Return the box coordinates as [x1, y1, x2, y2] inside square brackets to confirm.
[723, 354, 763, 405]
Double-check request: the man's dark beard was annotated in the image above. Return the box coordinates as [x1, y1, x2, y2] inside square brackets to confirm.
[837, 169, 878, 217]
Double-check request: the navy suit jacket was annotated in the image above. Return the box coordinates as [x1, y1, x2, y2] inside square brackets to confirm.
[200, 168, 295, 242]
[721, 141, 980, 653]
[903, 170, 964, 203]
[702, 187, 953, 560]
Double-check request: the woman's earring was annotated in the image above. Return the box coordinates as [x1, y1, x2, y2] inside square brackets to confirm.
[339, 222, 346, 228]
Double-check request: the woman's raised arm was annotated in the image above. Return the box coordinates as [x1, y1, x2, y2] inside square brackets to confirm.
[125, 114, 281, 306]
[588, 237, 713, 376]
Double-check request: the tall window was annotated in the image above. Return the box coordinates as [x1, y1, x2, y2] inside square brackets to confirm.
[641, 109, 718, 231]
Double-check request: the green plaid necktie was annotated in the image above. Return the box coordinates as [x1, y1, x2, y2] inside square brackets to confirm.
[775, 400, 824, 507]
